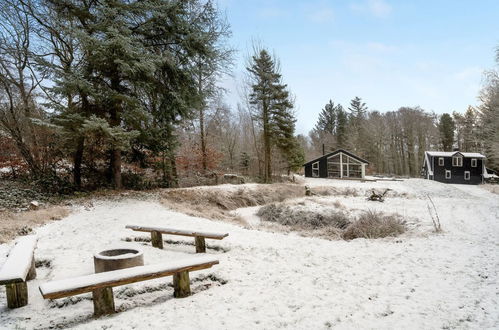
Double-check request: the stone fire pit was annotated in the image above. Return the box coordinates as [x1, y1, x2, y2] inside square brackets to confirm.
[94, 248, 144, 273]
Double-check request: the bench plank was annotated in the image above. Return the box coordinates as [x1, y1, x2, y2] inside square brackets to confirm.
[39, 255, 219, 300]
[126, 225, 228, 240]
[0, 236, 37, 285]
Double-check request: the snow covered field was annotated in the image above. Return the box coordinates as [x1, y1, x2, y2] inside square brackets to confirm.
[0, 178, 498, 329]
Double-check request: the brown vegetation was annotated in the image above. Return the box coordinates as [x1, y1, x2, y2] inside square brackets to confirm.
[0, 206, 70, 243]
[342, 210, 406, 240]
[159, 183, 304, 222]
[256, 202, 406, 240]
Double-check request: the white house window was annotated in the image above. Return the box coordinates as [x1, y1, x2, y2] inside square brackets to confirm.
[452, 156, 463, 167]
[312, 162, 319, 177]
[438, 157, 444, 166]
[445, 170, 451, 179]
[471, 158, 477, 167]
[464, 171, 470, 180]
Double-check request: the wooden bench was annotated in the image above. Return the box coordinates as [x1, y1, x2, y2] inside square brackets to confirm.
[126, 225, 229, 253]
[0, 235, 38, 308]
[39, 255, 219, 316]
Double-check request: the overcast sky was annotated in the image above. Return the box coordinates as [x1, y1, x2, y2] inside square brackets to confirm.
[218, 0, 499, 135]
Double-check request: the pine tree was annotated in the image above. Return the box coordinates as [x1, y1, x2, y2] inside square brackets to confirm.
[348, 96, 368, 120]
[438, 113, 455, 151]
[315, 100, 336, 134]
[336, 105, 349, 148]
[247, 49, 294, 182]
[347, 96, 368, 155]
[40, 0, 227, 188]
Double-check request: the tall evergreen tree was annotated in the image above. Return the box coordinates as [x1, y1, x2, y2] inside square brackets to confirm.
[438, 113, 455, 151]
[336, 104, 349, 148]
[247, 49, 294, 183]
[348, 96, 368, 120]
[347, 96, 368, 155]
[315, 100, 336, 134]
[36, 0, 227, 188]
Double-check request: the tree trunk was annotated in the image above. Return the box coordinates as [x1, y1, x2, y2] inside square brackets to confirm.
[262, 102, 272, 183]
[200, 106, 207, 173]
[110, 148, 122, 189]
[73, 137, 84, 188]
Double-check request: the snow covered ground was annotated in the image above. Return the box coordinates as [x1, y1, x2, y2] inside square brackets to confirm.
[0, 178, 498, 329]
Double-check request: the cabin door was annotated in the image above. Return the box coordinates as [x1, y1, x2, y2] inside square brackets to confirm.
[342, 164, 349, 177]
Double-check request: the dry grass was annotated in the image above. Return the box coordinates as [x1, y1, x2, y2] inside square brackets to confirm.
[255, 201, 406, 241]
[481, 184, 499, 195]
[342, 210, 406, 240]
[159, 183, 304, 222]
[0, 206, 70, 243]
[257, 203, 350, 230]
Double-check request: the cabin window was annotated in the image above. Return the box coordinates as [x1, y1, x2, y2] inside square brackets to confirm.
[471, 158, 477, 167]
[445, 170, 451, 179]
[312, 162, 319, 177]
[464, 171, 470, 180]
[438, 157, 444, 166]
[452, 156, 463, 167]
[327, 154, 341, 178]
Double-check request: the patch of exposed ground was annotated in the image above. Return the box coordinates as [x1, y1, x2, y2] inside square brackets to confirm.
[481, 184, 499, 194]
[158, 183, 305, 224]
[0, 206, 70, 243]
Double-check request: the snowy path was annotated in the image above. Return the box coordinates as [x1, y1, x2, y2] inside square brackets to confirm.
[0, 179, 498, 329]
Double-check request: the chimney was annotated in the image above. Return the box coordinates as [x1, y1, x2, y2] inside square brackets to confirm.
[453, 147, 460, 152]
[322, 144, 325, 155]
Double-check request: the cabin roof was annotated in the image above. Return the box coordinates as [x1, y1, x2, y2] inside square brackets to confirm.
[425, 151, 486, 158]
[303, 149, 369, 166]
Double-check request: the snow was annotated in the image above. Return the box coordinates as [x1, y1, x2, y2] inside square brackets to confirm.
[126, 224, 228, 239]
[0, 235, 37, 284]
[426, 151, 486, 158]
[0, 179, 498, 329]
[40, 255, 219, 298]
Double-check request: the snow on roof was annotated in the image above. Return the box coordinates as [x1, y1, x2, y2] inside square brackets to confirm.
[425, 151, 486, 158]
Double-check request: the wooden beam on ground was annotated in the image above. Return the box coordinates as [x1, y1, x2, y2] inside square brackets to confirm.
[195, 236, 206, 253]
[6, 282, 28, 308]
[39, 256, 219, 300]
[126, 225, 228, 240]
[151, 231, 164, 249]
[92, 287, 115, 316]
[173, 271, 190, 298]
[0, 236, 38, 285]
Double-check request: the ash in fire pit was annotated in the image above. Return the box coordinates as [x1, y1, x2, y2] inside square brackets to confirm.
[94, 248, 144, 273]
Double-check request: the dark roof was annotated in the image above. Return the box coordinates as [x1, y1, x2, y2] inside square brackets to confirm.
[425, 151, 486, 158]
[303, 149, 369, 166]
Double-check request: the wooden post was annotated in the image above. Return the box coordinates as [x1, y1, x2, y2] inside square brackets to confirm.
[195, 236, 206, 253]
[173, 271, 191, 298]
[27, 257, 36, 281]
[151, 231, 163, 249]
[92, 287, 115, 316]
[6, 282, 28, 308]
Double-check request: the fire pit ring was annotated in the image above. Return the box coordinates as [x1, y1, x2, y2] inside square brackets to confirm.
[94, 248, 144, 273]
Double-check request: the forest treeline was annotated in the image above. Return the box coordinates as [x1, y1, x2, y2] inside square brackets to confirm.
[0, 0, 498, 192]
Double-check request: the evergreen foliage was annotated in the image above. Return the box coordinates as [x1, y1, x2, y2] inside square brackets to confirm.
[247, 48, 297, 182]
[438, 113, 455, 151]
[33, 0, 228, 188]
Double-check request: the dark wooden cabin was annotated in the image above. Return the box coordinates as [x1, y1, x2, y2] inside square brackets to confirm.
[422, 151, 486, 184]
[303, 149, 369, 179]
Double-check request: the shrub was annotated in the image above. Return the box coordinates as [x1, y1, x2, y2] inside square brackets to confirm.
[342, 210, 406, 240]
[257, 203, 350, 230]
